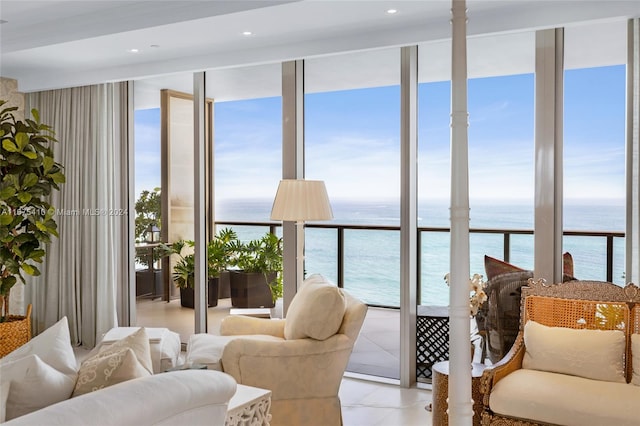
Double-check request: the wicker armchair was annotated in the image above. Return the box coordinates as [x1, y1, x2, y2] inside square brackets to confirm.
[480, 279, 640, 425]
[476, 271, 533, 364]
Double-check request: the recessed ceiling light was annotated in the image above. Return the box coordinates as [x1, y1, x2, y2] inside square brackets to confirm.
[128, 48, 140, 53]
[149, 44, 160, 49]
[242, 31, 253, 36]
[386, 9, 398, 14]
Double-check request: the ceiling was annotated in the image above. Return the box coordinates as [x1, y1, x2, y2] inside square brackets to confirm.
[1, 0, 639, 104]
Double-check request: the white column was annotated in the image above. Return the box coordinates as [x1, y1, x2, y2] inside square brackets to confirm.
[534, 28, 564, 284]
[627, 18, 640, 285]
[193, 71, 207, 333]
[400, 45, 418, 388]
[449, 1, 473, 424]
[281, 60, 305, 315]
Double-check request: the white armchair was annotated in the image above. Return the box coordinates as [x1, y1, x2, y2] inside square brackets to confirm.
[202, 274, 367, 426]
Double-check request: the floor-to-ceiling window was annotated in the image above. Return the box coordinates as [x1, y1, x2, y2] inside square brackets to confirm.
[417, 32, 535, 306]
[563, 21, 627, 284]
[305, 48, 402, 379]
[209, 63, 283, 242]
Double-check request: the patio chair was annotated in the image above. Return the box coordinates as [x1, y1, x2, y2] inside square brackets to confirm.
[476, 270, 533, 363]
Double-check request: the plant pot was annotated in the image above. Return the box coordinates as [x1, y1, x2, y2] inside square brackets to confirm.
[218, 270, 231, 299]
[136, 269, 164, 299]
[229, 271, 276, 308]
[0, 304, 32, 357]
[179, 278, 219, 309]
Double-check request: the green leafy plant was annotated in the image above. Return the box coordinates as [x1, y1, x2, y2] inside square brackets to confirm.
[0, 100, 65, 320]
[231, 232, 283, 301]
[163, 228, 238, 289]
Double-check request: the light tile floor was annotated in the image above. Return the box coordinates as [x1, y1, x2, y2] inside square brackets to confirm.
[134, 297, 433, 425]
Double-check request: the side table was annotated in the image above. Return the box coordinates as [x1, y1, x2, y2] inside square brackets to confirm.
[226, 384, 272, 426]
[428, 361, 486, 426]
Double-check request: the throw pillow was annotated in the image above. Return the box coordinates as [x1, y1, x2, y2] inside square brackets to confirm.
[98, 327, 153, 374]
[484, 255, 525, 280]
[632, 334, 640, 386]
[72, 327, 153, 397]
[522, 320, 626, 383]
[0, 316, 78, 421]
[563, 252, 575, 279]
[0, 354, 76, 421]
[284, 274, 347, 341]
[1, 316, 77, 375]
[72, 348, 151, 397]
[484, 252, 575, 281]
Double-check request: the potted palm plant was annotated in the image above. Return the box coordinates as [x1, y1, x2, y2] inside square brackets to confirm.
[165, 228, 237, 308]
[0, 101, 65, 354]
[228, 232, 283, 308]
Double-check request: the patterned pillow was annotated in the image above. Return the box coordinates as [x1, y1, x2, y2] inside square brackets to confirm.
[72, 328, 152, 397]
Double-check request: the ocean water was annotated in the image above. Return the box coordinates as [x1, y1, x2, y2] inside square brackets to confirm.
[216, 199, 626, 307]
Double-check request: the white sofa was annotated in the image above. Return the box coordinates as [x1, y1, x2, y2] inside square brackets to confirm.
[1, 318, 237, 426]
[2, 369, 237, 426]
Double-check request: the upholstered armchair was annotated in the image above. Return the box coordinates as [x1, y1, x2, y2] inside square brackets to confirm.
[217, 274, 367, 426]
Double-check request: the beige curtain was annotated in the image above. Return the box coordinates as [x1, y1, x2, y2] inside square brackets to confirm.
[24, 83, 131, 347]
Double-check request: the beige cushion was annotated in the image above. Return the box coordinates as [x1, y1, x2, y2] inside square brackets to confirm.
[72, 328, 153, 397]
[97, 327, 153, 374]
[186, 333, 283, 370]
[632, 334, 640, 386]
[490, 369, 640, 426]
[284, 274, 346, 341]
[98, 327, 181, 373]
[523, 320, 626, 383]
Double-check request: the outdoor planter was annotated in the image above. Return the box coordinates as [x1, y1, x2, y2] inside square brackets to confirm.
[179, 278, 219, 308]
[229, 271, 276, 308]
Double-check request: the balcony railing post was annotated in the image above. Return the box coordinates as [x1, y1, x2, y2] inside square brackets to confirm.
[607, 235, 614, 282]
[503, 233, 510, 263]
[338, 227, 345, 288]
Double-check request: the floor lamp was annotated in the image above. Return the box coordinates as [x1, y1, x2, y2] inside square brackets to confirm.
[270, 179, 333, 291]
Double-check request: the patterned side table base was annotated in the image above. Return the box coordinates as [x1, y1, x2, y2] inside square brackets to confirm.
[226, 384, 272, 426]
[430, 361, 486, 426]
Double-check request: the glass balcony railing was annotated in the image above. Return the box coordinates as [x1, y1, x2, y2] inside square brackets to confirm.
[216, 220, 625, 309]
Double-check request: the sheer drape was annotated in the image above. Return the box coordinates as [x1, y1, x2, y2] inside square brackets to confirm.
[24, 83, 130, 347]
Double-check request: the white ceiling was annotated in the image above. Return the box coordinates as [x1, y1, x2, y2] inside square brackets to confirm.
[1, 0, 639, 106]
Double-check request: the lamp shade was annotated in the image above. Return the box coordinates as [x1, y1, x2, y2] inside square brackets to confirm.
[270, 180, 333, 221]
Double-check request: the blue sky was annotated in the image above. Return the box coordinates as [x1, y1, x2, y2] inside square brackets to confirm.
[135, 65, 626, 206]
